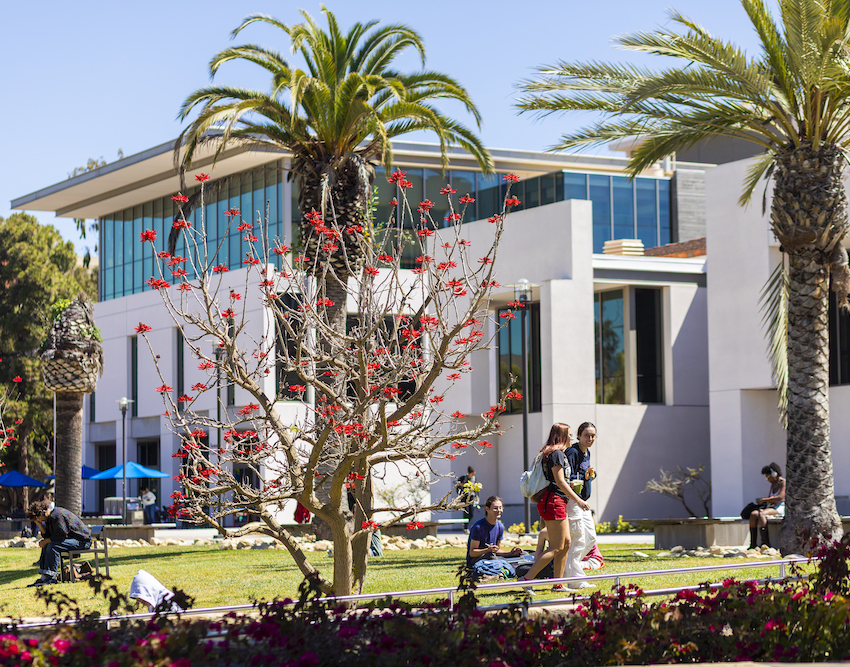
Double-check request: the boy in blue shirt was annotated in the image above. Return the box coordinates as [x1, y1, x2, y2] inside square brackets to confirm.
[466, 495, 523, 567]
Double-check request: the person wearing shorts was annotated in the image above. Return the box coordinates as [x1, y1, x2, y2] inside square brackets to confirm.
[519, 423, 589, 591]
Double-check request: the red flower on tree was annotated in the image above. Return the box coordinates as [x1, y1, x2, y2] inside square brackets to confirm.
[195, 173, 210, 182]
[459, 195, 475, 204]
[12, 376, 22, 383]
[388, 169, 407, 184]
[452, 411, 466, 418]
[288, 385, 306, 393]
[406, 521, 424, 530]
[172, 194, 189, 203]
[156, 385, 173, 393]
[134, 323, 152, 334]
[362, 520, 380, 531]
[198, 361, 214, 370]
[505, 197, 521, 207]
[225, 208, 240, 217]
[503, 173, 520, 183]
[364, 266, 379, 277]
[212, 265, 229, 273]
[439, 185, 456, 195]
[139, 229, 157, 242]
[172, 219, 191, 229]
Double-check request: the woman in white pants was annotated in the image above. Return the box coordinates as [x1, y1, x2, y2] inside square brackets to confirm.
[563, 422, 598, 589]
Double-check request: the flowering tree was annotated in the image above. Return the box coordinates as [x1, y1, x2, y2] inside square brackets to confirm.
[134, 172, 523, 596]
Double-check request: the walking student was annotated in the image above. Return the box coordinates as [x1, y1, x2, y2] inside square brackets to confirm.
[519, 423, 589, 592]
[26, 499, 91, 587]
[563, 421, 598, 589]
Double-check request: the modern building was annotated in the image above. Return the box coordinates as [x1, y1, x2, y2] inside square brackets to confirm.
[13, 139, 713, 526]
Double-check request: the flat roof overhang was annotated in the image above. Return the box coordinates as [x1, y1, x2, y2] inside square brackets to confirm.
[12, 138, 653, 220]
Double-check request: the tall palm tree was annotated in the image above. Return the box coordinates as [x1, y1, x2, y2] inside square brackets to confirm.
[176, 6, 492, 334]
[42, 294, 103, 516]
[517, 0, 850, 554]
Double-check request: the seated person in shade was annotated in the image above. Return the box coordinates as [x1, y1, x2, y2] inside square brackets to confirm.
[466, 495, 523, 567]
[26, 499, 91, 587]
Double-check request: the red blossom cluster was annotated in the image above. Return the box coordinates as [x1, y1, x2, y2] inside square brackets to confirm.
[139, 229, 157, 242]
[503, 173, 520, 183]
[135, 322, 152, 334]
[172, 194, 189, 203]
[172, 219, 192, 229]
[225, 208, 240, 217]
[439, 185, 456, 195]
[406, 521, 424, 530]
[146, 278, 170, 290]
[459, 195, 475, 204]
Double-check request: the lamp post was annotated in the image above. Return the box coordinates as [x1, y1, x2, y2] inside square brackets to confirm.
[512, 279, 533, 534]
[118, 397, 130, 524]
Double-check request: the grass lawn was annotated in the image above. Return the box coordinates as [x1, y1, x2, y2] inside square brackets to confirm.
[0, 543, 814, 620]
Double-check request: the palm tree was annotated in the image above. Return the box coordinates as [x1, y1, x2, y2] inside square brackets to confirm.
[42, 294, 103, 516]
[517, 0, 850, 554]
[176, 6, 492, 334]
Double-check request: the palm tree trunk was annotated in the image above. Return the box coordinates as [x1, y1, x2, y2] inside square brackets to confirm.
[773, 145, 845, 554]
[54, 392, 83, 516]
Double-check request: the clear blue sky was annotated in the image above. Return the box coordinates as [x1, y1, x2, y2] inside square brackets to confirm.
[1, 0, 766, 255]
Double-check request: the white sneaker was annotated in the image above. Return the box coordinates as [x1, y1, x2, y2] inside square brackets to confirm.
[568, 582, 596, 590]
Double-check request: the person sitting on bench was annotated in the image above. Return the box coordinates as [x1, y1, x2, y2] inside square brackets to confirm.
[26, 499, 91, 587]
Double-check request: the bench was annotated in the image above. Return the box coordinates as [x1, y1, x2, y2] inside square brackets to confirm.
[60, 525, 109, 582]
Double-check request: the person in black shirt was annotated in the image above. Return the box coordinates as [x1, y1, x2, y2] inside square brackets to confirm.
[26, 499, 91, 587]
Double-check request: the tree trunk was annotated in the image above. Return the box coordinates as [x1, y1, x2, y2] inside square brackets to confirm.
[54, 392, 83, 516]
[328, 511, 354, 597]
[772, 144, 845, 554]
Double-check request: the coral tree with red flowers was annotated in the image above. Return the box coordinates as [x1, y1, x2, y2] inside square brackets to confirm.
[137, 163, 524, 596]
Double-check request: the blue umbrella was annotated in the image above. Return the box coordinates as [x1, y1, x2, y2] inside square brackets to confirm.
[45, 465, 102, 481]
[0, 470, 48, 487]
[90, 461, 168, 480]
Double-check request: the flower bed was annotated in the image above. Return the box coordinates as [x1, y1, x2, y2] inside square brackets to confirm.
[3, 537, 849, 666]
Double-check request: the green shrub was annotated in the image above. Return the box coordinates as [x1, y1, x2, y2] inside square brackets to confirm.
[596, 514, 638, 534]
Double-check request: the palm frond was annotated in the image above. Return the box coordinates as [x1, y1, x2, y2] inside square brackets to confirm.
[759, 257, 789, 428]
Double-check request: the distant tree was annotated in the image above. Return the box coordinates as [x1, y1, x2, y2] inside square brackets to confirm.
[0, 213, 95, 509]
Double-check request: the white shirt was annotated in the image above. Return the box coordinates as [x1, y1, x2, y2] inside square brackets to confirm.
[141, 491, 156, 507]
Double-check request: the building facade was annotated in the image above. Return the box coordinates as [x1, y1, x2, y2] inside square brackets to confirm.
[13, 140, 711, 526]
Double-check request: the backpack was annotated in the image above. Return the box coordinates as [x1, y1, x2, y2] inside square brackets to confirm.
[520, 454, 548, 499]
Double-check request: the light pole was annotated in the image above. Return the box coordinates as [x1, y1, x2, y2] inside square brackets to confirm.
[512, 279, 533, 534]
[118, 397, 130, 524]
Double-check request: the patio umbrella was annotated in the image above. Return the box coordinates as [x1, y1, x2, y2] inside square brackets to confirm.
[44, 465, 102, 481]
[0, 470, 48, 488]
[90, 461, 168, 480]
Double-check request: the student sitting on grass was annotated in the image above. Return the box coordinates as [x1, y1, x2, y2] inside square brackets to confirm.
[466, 496, 523, 579]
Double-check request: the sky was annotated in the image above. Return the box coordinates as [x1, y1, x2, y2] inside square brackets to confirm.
[1, 0, 769, 255]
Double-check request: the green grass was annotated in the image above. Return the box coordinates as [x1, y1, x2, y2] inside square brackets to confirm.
[0, 543, 815, 620]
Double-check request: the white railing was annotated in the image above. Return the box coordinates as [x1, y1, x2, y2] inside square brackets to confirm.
[10, 557, 813, 629]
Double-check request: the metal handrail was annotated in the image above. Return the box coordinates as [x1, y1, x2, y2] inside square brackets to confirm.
[10, 557, 813, 630]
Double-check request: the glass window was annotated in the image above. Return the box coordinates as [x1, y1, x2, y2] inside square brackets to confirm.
[658, 179, 671, 245]
[635, 288, 663, 403]
[130, 336, 138, 417]
[275, 292, 305, 400]
[595, 290, 625, 404]
[477, 172, 502, 221]
[123, 262, 133, 296]
[589, 175, 611, 253]
[540, 173, 558, 206]
[497, 303, 541, 414]
[830, 289, 850, 385]
[114, 213, 124, 267]
[612, 176, 634, 240]
[372, 165, 398, 228]
[523, 177, 539, 210]
[424, 168, 450, 228]
[451, 170, 476, 221]
[563, 172, 587, 200]
[104, 217, 114, 269]
[636, 179, 659, 249]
